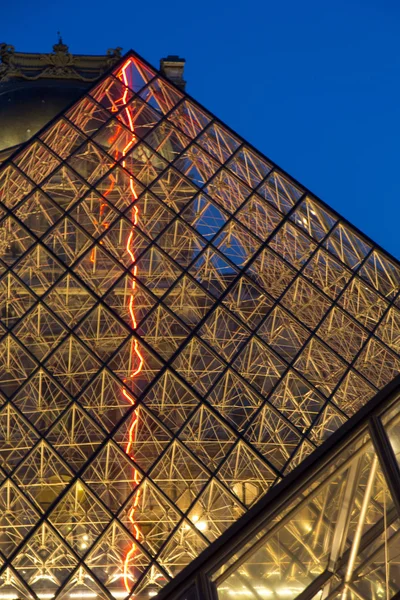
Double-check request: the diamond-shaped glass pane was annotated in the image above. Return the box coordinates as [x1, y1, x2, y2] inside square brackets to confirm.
[0, 48, 400, 600]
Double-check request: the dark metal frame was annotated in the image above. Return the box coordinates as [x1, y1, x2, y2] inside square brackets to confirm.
[154, 373, 400, 600]
[0, 47, 400, 600]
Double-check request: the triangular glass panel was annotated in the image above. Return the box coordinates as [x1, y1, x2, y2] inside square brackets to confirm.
[42, 165, 88, 211]
[13, 245, 65, 296]
[259, 170, 303, 213]
[48, 481, 112, 556]
[0, 164, 33, 209]
[150, 441, 209, 512]
[104, 273, 156, 328]
[267, 370, 325, 434]
[0, 403, 39, 472]
[95, 164, 144, 212]
[172, 336, 225, 395]
[0, 335, 38, 397]
[85, 519, 150, 597]
[16, 189, 63, 237]
[43, 217, 93, 266]
[13, 441, 73, 512]
[2, 46, 400, 597]
[137, 304, 190, 360]
[163, 274, 214, 326]
[82, 440, 142, 513]
[46, 403, 106, 472]
[55, 565, 110, 600]
[0, 272, 36, 328]
[40, 117, 86, 159]
[141, 370, 200, 433]
[0, 216, 35, 266]
[118, 478, 182, 557]
[0, 479, 39, 558]
[137, 76, 183, 114]
[157, 522, 208, 578]
[12, 522, 78, 594]
[199, 305, 249, 362]
[208, 369, 265, 432]
[74, 245, 125, 296]
[89, 74, 134, 112]
[12, 304, 68, 360]
[65, 96, 110, 136]
[44, 335, 101, 395]
[114, 404, 171, 473]
[157, 219, 206, 268]
[13, 141, 60, 184]
[168, 99, 211, 140]
[76, 305, 130, 361]
[107, 336, 163, 396]
[113, 56, 157, 94]
[244, 402, 302, 472]
[78, 369, 135, 433]
[188, 478, 245, 542]
[132, 563, 170, 598]
[179, 405, 237, 470]
[0, 567, 33, 600]
[217, 441, 277, 507]
[174, 144, 220, 187]
[69, 191, 120, 239]
[258, 304, 310, 362]
[13, 369, 71, 434]
[44, 272, 96, 327]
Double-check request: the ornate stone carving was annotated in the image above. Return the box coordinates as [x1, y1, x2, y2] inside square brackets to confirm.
[0, 39, 122, 82]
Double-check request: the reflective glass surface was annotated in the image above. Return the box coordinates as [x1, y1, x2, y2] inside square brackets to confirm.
[0, 51, 400, 599]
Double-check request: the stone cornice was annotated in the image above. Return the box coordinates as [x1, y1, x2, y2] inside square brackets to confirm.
[0, 39, 122, 82]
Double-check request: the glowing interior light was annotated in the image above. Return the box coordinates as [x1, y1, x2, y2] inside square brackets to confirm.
[82, 534, 89, 541]
[228, 591, 260, 598]
[0, 594, 19, 599]
[191, 515, 208, 531]
[37, 595, 56, 599]
[80, 543, 88, 550]
[107, 57, 143, 595]
[148, 592, 157, 598]
[111, 574, 133, 582]
[276, 589, 304, 598]
[225, 586, 306, 598]
[32, 575, 55, 584]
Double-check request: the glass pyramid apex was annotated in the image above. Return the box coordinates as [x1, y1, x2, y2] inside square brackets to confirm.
[0, 50, 399, 598]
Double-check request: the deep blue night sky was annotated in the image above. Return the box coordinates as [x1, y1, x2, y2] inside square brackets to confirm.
[2, 0, 400, 257]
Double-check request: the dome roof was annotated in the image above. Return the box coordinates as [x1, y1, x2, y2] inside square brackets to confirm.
[0, 41, 123, 153]
[0, 79, 91, 151]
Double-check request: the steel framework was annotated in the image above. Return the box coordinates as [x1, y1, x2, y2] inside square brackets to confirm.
[0, 50, 399, 599]
[214, 410, 399, 600]
[153, 375, 400, 600]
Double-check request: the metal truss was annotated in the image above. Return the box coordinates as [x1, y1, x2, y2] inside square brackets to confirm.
[155, 376, 400, 600]
[0, 49, 399, 599]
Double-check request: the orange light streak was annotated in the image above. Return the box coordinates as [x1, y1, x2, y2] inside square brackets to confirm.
[100, 58, 144, 594]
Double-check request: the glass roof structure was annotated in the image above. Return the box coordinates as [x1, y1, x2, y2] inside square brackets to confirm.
[0, 49, 400, 599]
[154, 374, 400, 600]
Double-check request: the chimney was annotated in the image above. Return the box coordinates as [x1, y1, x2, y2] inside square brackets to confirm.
[160, 55, 186, 90]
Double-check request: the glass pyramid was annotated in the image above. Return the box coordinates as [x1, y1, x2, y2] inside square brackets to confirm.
[0, 50, 400, 599]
